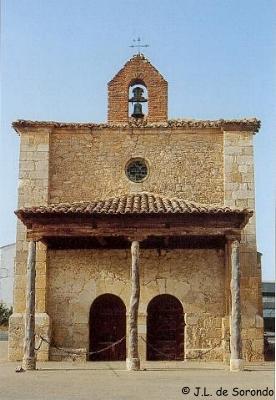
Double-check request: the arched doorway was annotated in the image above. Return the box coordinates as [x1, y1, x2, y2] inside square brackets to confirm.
[89, 294, 126, 361]
[147, 294, 184, 361]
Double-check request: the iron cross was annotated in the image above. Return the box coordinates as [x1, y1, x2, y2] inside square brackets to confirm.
[130, 37, 149, 55]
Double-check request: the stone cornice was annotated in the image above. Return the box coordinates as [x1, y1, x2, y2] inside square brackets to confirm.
[12, 118, 261, 133]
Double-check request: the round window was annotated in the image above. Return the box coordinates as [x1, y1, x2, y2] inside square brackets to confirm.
[126, 158, 148, 182]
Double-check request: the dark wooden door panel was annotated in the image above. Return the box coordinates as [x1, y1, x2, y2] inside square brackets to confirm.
[89, 294, 126, 361]
[147, 294, 184, 361]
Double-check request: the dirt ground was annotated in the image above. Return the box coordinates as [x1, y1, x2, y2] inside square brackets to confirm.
[0, 341, 274, 400]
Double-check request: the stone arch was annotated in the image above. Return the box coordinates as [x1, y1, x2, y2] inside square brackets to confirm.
[89, 293, 126, 361]
[147, 294, 184, 360]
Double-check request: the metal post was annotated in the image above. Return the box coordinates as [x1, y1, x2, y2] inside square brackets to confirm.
[230, 239, 244, 371]
[126, 240, 140, 371]
[22, 240, 36, 370]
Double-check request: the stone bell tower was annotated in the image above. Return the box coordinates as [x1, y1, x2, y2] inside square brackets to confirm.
[108, 54, 168, 124]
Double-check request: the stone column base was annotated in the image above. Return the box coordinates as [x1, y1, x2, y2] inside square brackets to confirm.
[126, 357, 140, 371]
[22, 356, 36, 370]
[230, 358, 244, 371]
[8, 312, 51, 361]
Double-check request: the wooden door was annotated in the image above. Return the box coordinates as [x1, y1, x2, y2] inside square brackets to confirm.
[147, 294, 184, 360]
[89, 294, 126, 361]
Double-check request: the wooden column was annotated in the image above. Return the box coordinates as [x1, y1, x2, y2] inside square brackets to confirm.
[229, 239, 244, 371]
[126, 240, 140, 371]
[22, 241, 37, 370]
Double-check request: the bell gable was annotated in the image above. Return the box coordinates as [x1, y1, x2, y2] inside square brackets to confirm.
[108, 54, 168, 124]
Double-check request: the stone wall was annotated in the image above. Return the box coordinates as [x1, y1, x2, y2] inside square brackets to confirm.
[49, 128, 224, 205]
[8, 128, 51, 361]
[47, 248, 225, 361]
[9, 123, 263, 363]
[223, 130, 263, 361]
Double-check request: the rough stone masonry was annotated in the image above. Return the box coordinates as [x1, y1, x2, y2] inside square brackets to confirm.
[9, 54, 263, 366]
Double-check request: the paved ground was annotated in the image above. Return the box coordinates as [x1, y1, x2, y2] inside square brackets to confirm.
[0, 331, 8, 341]
[0, 342, 274, 400]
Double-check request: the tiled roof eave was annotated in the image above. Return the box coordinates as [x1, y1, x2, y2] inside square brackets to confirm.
[15, 193, 253, 220]
[16, 209, 252, 218]
[12, 118, 261, 133]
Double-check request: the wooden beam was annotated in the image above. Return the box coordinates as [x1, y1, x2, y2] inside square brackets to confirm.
[97, 237, 107, 246]
[45, 235, 226, 250]
[26, 224, 241, 241]
[18, 211, 249, 231]
[229, 239, 244, 371]
[22, 241, 36, 370]
[126, 241, 140, 371]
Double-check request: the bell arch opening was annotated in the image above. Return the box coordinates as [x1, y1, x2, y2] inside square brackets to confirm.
[89, 293, 126, 361]
[147, 294, 184, 361]
[128, 79, 148, 119]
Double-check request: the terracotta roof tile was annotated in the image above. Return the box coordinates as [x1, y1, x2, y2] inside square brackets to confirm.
[15, 192, 253, 218]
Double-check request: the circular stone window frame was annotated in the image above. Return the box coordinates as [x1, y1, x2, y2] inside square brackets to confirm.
[125, 157, 150, 183]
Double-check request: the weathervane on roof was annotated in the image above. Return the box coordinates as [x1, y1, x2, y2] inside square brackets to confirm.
[130, 37, 149, 55]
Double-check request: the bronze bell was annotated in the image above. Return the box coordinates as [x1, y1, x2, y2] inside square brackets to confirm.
[130, 87, 147, 103]
[129, 86, 147, 119]
[132, 102, 144, 118]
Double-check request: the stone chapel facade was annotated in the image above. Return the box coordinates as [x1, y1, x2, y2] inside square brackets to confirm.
[9, 54, 263, 369]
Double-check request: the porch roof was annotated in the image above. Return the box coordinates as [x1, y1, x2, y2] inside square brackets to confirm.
[15, 193, 252, 244]
[16, 192, 252, 218]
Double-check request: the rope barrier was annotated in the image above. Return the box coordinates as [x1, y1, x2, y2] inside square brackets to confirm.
[141, 335, 230, 360]
[26, 332, 268, 368]
[35, 332, 231, 360]
[34, 337, 43, 351]
[141, 336, 178, 360]
[36, 334, 126, 356]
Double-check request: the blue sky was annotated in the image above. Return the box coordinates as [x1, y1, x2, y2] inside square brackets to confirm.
[1, 0, 275, 280]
